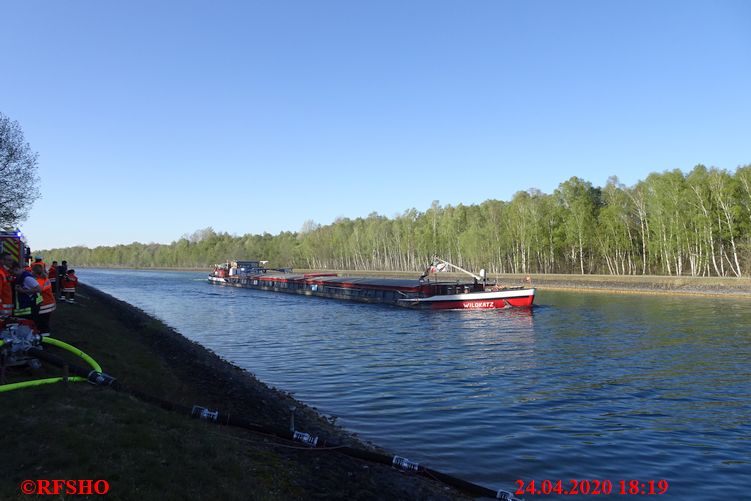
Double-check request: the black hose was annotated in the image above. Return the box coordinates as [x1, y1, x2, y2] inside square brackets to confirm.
[191, 407, 504, 498]
[34, 348, 514, 500]
[26, 348, 118, 387]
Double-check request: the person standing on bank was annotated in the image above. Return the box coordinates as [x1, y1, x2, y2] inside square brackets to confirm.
[10, 261, 41, 326]
[32, 264, 55, 335]
[32, 256, 46, 271]
[0, 252, 14, 318]
[62, 269, 78, 303]
[48, 260, 58, 297]
[56, 260, 68, 300]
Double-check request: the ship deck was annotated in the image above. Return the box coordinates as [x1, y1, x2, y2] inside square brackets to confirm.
[246, 272, 426, 291]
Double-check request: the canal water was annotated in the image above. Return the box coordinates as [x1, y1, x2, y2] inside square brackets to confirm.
[77, 269, 749, 499]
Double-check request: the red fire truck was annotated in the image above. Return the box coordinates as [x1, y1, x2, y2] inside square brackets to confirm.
[0, 230, 31, 265]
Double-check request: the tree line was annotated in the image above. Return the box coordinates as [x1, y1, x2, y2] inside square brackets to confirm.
[41, 164, 751, 276]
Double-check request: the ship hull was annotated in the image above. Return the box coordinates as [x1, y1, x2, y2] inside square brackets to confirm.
[396, 289, 535, 309]
[207, 274, 534, 310]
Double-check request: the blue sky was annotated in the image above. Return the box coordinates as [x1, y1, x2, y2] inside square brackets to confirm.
[2, 1, 749, 250]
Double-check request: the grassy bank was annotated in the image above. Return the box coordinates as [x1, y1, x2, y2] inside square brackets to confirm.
[0, 284, 467, 500]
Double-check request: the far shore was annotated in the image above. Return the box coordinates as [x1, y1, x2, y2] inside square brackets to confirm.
[80, 266, 751, 297]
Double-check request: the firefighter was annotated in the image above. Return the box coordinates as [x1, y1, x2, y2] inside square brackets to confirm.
[62, 269, 78, 303]
[24, 256, 47, 275]
[32, 256, 46, 272]
[57, 261, 68, 300]
[33, 264, 55, 335]
[0, 252, 13, 317]
[10, 261, 42, 325]
[48, 260, 58, 296]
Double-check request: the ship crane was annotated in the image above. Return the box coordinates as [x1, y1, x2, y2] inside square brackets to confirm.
[430, 256, 486, 283]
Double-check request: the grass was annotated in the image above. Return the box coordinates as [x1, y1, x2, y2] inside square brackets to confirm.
[2, 384, 307, 500]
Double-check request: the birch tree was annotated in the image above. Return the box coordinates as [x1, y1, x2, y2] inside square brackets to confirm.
[0, 112, 41, 226]
[555, 177, 600, 274]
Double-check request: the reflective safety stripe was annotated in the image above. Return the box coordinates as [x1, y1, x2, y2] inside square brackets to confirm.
[39, 303, 56, 314]
[13, 307, 31, 316]
[37, 278, 56, 308]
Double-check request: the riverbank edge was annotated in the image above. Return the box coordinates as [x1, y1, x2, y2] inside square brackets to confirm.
[1, 283, 469, 500]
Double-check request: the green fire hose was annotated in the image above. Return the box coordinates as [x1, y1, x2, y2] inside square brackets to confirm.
[0, 336, 103, 393]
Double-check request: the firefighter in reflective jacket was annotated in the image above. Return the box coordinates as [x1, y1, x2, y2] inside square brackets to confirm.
[32, 256, 46, 271]
[62, 269, 78, 303]
[0, 252, 14, 317]
[10, 261, 42, 324]
[33, 264, 55, 335]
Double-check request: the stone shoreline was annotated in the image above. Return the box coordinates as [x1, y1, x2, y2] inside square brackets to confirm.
[517, 274, 751, 297]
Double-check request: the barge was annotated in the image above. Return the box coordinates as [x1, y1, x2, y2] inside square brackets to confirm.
[208, 258, 535, 310]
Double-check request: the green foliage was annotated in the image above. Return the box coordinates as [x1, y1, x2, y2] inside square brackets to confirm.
[41, 164, 751, 276]
[0, 112, 41, 226]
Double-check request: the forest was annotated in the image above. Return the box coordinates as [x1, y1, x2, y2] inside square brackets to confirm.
[42, 164, 751, 277]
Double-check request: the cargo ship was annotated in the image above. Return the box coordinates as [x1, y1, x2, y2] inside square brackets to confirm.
[208, 258, 535, 310]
